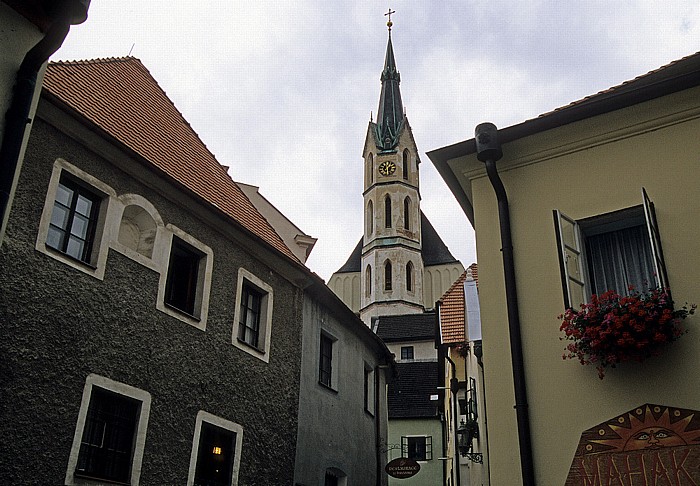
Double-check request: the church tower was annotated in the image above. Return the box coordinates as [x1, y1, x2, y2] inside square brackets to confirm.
[328, 16, 464, 324]
[360, 17, 425, 324]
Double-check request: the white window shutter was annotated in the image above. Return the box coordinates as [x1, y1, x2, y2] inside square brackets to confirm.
[554, 210, 587, 309]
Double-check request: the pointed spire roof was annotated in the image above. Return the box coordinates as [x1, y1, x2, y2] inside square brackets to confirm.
[375, 31, 404, 151]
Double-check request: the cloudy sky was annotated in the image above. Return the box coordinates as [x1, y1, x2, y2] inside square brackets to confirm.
[53, 1, 699, 281]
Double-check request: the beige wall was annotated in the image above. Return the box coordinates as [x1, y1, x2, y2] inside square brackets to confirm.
[458, 87, 700, 484]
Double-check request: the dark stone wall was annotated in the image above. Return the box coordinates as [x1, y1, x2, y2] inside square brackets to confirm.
[0, 117, 303, 485]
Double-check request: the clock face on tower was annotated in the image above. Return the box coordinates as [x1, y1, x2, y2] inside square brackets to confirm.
[378, 160, 396, 176]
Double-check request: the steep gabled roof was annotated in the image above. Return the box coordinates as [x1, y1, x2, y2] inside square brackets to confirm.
[375, 311, 436, 343]
[42, 57, 298, 262]
[437, 263, 478, 345]
[333, 212, 458, 274]
[438, 270, 468, 345]
[388, 361, 440, 419]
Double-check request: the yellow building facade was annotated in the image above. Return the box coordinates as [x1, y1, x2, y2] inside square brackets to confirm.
[429, 53, 700, 485]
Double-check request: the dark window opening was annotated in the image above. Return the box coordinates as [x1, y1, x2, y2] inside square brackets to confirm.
[385, 195, 392, 228]
[319, 334, 333, 387]
[403, 197, 410, 230]
[46, 177, 101, 263]
[406, 262, 413, 291]
[165, 237, 201, 315]
[238, 283, 263, 348]
[402, 149, 409, 180]
[400, 346, 414, 360]
[75, 387, 140, 483]
[385, 261, 392, 291]
[193, 421, 236, 486]
[402, 436, 432, 461]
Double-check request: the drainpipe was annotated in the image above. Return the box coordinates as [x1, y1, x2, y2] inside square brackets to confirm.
[375, 364, 382, 486]
[0, 1, 89, 242]
[474, 123, 535, 486]
[445, 354, 461, 486]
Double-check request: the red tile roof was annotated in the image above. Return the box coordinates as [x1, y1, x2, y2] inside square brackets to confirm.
[438, 263, 477, 344]
[43, 57, 299, 262]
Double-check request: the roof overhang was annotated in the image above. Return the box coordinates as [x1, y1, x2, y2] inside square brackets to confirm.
[427, 52, 700, 227]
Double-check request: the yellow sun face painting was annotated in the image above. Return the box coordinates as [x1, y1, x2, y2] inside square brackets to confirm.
[566, 404, 700, 485]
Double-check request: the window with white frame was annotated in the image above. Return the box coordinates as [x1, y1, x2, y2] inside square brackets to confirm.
[65, 375, 151, 486]
[232, 268, 274, 362]
[165, 237, 205, 316]
[46, 177, 101, 263]
[37, 160, 115, 279]
[401, 435, 432, 461]
[187, 411, 243, 486]
[554, 188, 668, 309]
[157, 227, 213, 330]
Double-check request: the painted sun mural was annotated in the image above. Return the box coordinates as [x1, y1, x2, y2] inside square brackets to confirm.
[566, 404, 700, 485]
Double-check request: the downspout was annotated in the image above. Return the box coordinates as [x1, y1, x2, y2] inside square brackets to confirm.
[375, 364, 382, 486]
[445, 354, 461, 486]
[0, 4, 86, 242]
[474, 123, 535, 486]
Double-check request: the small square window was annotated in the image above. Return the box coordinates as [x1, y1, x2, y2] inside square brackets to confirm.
[46, 177, 101, 263]
[400, 346, 414, 360]
[401, 435, 433, 461]
[165, 237, 203, 316]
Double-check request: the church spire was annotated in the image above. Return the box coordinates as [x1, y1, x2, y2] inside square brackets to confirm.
[375, 10, 404, 151]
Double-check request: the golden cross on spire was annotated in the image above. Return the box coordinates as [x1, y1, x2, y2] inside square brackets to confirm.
[385, 8, 396, 31]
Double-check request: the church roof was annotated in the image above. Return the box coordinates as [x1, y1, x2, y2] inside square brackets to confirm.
[334, 212, 459, 274]
[42, 57, 299, 262]
[374, 31, 404, 151]
[388, 361, 440, 419]
[375, 311, 436, 343]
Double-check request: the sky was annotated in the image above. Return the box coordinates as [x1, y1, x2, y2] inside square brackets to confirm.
[53, 1, 699, 281]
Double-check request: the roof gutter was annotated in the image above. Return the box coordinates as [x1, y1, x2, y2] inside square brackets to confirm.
[0, 0, 89, 243]
[475, 123, 535, 486]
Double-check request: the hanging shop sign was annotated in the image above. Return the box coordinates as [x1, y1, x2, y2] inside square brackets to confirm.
[385, 457, 420, 479]
[566, 404, 700, 485]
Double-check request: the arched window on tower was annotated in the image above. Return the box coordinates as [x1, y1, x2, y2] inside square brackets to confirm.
[384, 260, 392, 291]
[406, 261, 414, 292]
[366, 264, 372, 297]
[403, 149, 409, 180]
[385, 195, 392, 228]
[403, 197, 411, 230]
[367, 200, 374, 236]
[368, 153, 374, 185]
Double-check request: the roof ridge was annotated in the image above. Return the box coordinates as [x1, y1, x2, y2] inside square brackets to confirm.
[438, 269, 468, 304]
[49, 56, 139, 66]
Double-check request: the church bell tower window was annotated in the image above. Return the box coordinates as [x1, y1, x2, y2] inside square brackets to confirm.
[384, 260, 393, 291]
[403, 149, 409, 180]
[385, 195, 392, 228]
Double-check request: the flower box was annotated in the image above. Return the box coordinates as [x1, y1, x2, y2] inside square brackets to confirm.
[559, 288, 695, 379]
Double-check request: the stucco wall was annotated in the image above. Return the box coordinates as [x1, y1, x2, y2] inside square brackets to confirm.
[0, 115, 304, 485]
[468, 86, 700, 484]
[386, 418, 443, 486]
[295, 293, 389, 485]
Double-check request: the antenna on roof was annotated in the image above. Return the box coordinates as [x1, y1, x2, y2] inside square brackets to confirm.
[128, 43, 135, 57]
